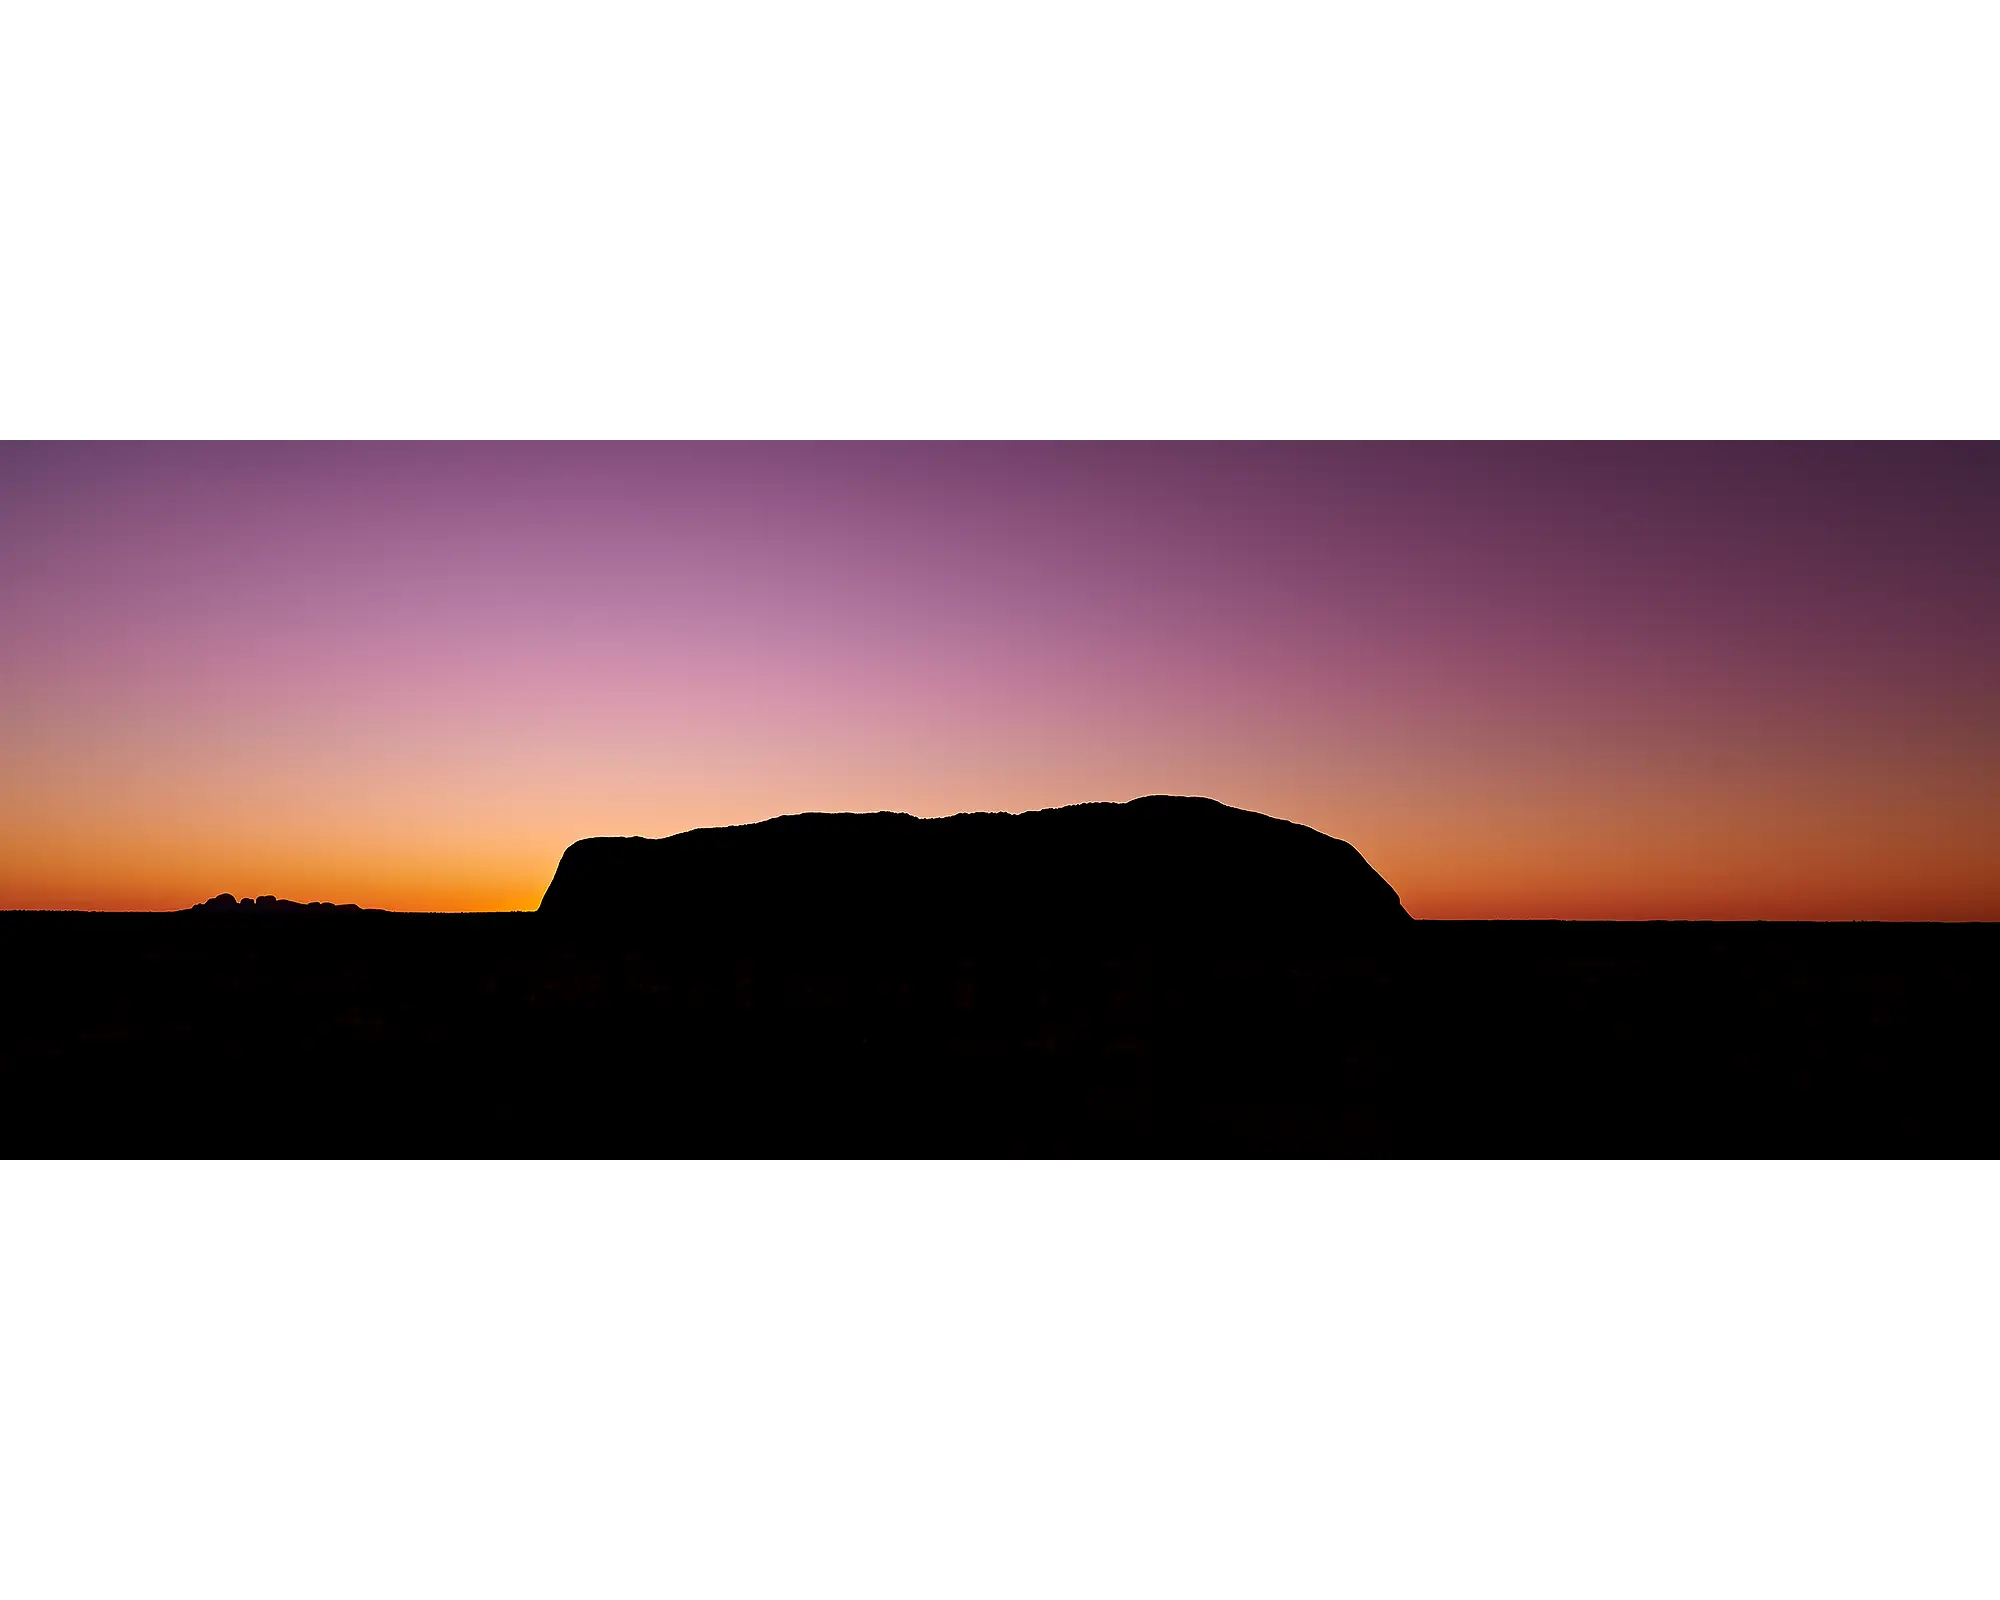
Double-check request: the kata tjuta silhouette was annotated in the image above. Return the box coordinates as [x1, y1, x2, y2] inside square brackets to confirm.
[190, 895, 366, 913]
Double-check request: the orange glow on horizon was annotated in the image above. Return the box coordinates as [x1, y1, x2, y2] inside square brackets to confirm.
[4, 443, 1993, 920]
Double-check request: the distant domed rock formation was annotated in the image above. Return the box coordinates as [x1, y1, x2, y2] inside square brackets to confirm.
[186, 894, 366, 913]
[539, 795, 1409, 947]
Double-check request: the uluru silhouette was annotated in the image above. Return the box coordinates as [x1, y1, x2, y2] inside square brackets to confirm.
[538, 795, 1409, 947]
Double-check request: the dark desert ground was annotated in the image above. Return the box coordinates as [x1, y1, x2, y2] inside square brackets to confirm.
[4, 799, 1990, 1152]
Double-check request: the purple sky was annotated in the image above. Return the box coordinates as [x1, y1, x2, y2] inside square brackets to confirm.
[2, 443, 1994, 915]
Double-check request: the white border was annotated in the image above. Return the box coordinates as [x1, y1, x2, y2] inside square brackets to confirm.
[3, 2, 1994, 437]
[1, 1161, 1995, 1600]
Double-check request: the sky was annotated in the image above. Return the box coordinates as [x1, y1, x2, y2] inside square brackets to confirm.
[2, 442, 1994, 918]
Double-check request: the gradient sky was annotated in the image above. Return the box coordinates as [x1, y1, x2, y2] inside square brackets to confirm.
[3, 443, 1994, 917]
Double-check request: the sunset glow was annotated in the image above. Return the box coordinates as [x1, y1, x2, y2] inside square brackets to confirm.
[4, 443, 1994, 918]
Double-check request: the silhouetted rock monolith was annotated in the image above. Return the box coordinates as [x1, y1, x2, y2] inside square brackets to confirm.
[539, 795, 1409, 951]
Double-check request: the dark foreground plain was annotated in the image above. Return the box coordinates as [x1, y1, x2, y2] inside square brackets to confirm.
[2, 912, 1991, 1151]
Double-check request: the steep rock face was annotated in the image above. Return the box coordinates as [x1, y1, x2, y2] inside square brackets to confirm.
[539, 795, 1409, 947]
